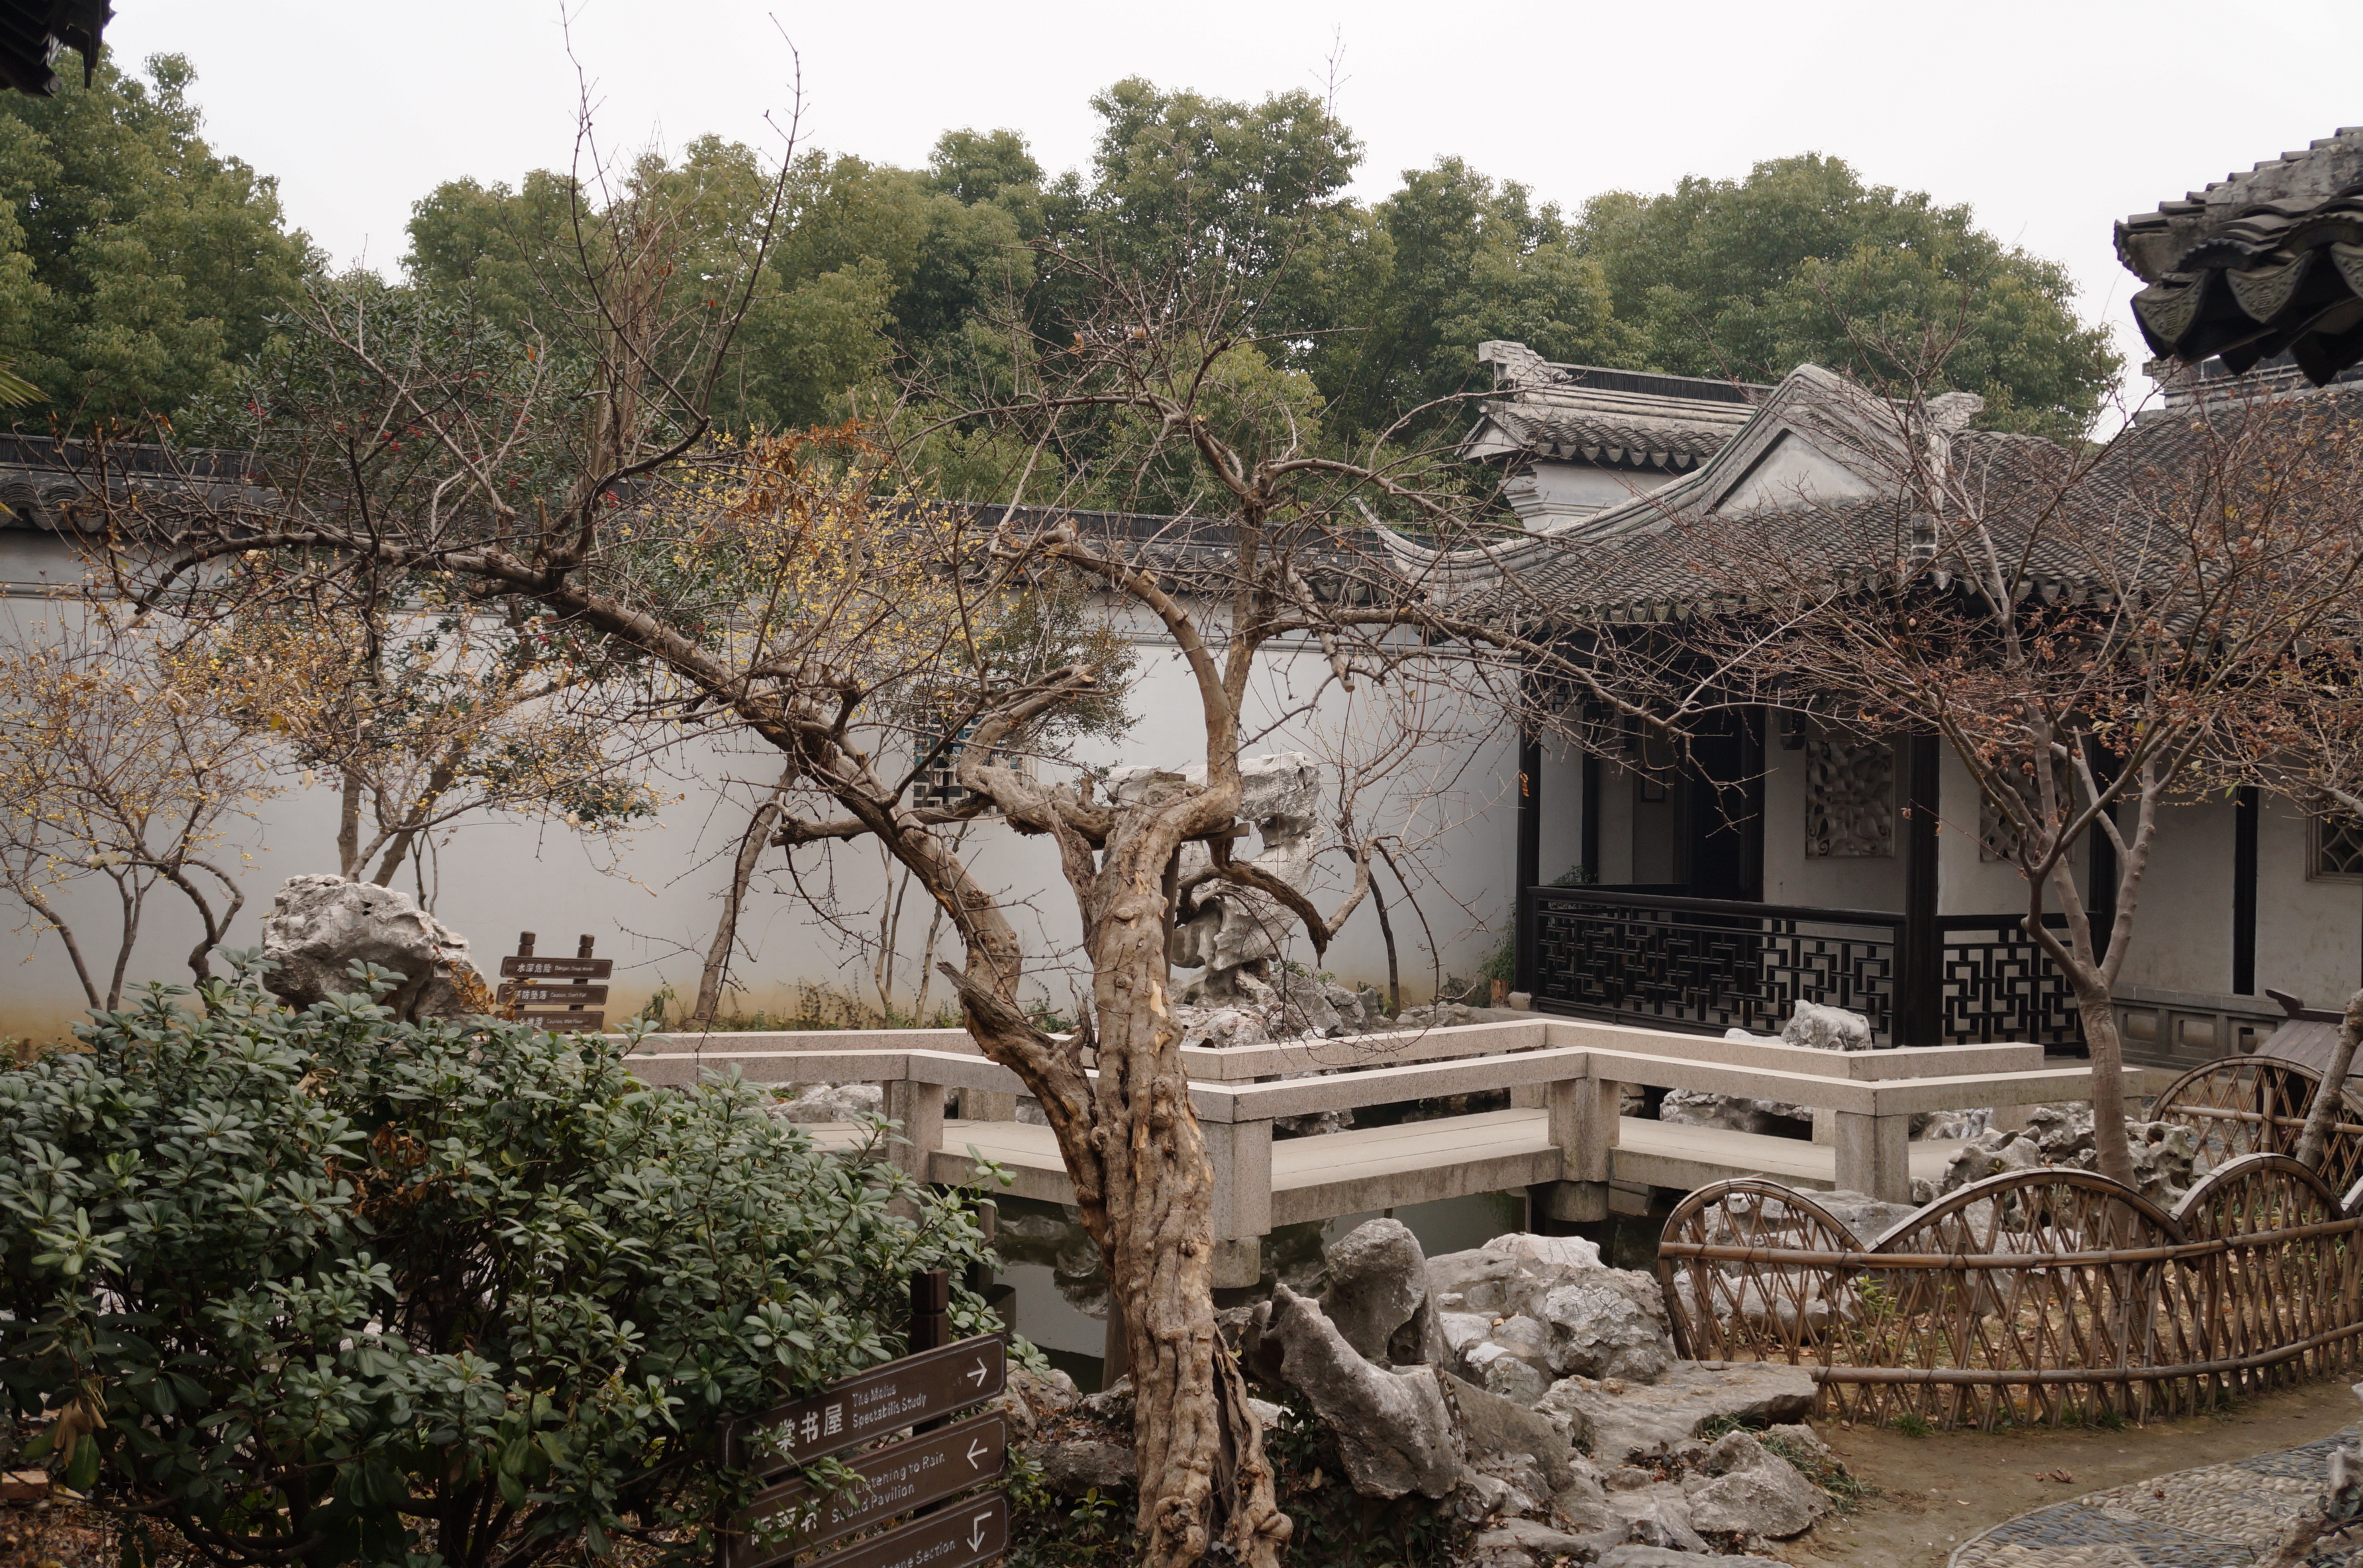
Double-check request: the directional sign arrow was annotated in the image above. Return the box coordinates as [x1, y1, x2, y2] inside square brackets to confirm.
[762, 1489, 1007, 1568]
[726, 1334, 1006, 1474]
[729, 1414, 1007, 1568]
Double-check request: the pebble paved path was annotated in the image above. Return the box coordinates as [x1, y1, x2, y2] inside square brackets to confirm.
[1948, 1424, 2362, 1567]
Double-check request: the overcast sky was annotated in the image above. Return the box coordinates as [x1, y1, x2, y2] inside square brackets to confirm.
[109, 0, 2363, 403]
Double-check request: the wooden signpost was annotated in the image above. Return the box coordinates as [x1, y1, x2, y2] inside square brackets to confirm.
[497, 932, 611, 1032]
[723, 1334, 1007, 1475]
[725, 1413, 1008, 1568]
[720, 1271, 1007, 1568]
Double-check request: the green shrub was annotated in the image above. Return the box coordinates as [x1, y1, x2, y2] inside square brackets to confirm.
[0, 960, 995, 1568]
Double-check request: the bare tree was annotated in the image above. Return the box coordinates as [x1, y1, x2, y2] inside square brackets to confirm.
[0, 603, 276, 1008]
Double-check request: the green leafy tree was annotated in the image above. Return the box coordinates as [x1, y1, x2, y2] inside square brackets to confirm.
[1575, 153, 2119, 438]
[0, 54, 315, 428]
[0, 961, 995, 1568]
[1309, 158, 1633, 447]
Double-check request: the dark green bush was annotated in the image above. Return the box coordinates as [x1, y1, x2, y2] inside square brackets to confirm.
[0, 961, 994, 1568]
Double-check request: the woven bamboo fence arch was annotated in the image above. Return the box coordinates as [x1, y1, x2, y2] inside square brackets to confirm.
[1658, 1152, 2363, 1429]
[2148, 1055, 2363, 1198]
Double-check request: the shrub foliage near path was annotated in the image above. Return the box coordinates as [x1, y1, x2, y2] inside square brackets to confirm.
[0, 962, 995, 1568]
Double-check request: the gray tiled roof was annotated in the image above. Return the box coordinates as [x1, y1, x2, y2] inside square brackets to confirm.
[2116, 128, 2363, 383]
[1462, 342, 1766, 474]
[1397, 365, 2363, 624]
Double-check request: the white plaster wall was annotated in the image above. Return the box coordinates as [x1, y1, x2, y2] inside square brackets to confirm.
[1508, 462, 1679, 522]
[2257, 795, 2363, 1006]
[1534, 735, 1585, 887]
[1760, 742, 1905, 911]
[1935, 746, 2041, 916]
[0, 583, 1520, 1040]
[2110, 798, 2233, 995]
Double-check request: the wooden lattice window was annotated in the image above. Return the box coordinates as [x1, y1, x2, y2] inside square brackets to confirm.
[2316, 808, 2363, 879]
[1803, 736, 1893, 858]
[911, 721, 1029, 812]
[1980, 766, 2046, 863]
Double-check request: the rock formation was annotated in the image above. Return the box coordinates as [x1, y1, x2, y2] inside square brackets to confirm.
[258, 874, 486, 1022]
[1119, 751, 1320, 1008]
[1258, 1283, 1465, 1498]
[1933, 1102, 2201, 1205]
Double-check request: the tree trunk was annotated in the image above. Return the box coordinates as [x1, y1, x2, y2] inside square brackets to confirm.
[1369, 871, 1401, 1017]
[691, 766, 791, 1025]
[2076, 982, 2136, 1187]
[2293, 989, 2363, 1170]
[1078, 826, 1289, 1568]
[337, 771, 364, 879]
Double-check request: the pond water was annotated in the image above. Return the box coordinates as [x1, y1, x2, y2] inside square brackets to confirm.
[988, 1188, 1675, 1391]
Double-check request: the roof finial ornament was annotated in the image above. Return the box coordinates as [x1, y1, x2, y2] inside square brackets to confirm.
[1926, 391, 1985, 432]
[1476, 340, 1555, 390]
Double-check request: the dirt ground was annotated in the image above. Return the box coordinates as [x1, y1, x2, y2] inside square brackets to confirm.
[1770, 1380, 2362, 1566]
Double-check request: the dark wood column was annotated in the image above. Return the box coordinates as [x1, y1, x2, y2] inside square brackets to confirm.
[2233, 785, 2258, 995]
[1899, 733, 1942, 1046]
[1581, 752, 1601, 884]
[1515, 727, 1542, 995]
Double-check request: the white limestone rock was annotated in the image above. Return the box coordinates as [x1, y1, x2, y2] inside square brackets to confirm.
[1538, 1362, 1817, 1461]
[1485, 1232, 1604, 1273]
[1321, 1218, 1442, 1365]
[1684, 1430, 1827, 1538]
[1427, 1232, 1602, 1318]
[1464, 1518, 1601, 1567]
[1658, 1087, 1815, 1136]
[1807, 1189, 1921, 1246]
[1466, 1340, 1553, 1404]
[258, 874, 485, 1021]
[1915, 1106, 1995, 1141]
[1439, 1369, 1587, 1496]
[1260, 1283, 1464, 1498]
[1170, 1003, 1272, 1050]
[1395, 1001, 1481, 1029]
[1163, 752, 1323, 1003]
[1936, 1103, 2200, 1204]
[1598, 1547, 1790, 1567]
[1609, 1486, 1710, 1553]
[772, 1083, 885, 1123]
[1438, 1312, 1493, 1357]
[1782, 999, 1874, 1052]
[1536, 1269, 1676, 1383]
[1676, 1271, 1856, 1340]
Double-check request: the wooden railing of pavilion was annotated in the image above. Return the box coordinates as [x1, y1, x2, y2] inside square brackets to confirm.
[1523, 885, 2082, 1047]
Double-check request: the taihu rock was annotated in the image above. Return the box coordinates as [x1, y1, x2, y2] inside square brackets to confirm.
[1321, 1218, 1444, 1365]
[1684, 1430, 1827, 1538]
[1782, 998, 1874, 1052]
[258, 874, 484, 1022]
[772, 1083, 885, 1123]
[1538, 1362, 1817, 1462]
[1029, 1438, 1135, 1496]
[1259, 1283, 1463, 1499]
[1536, 1269, 1676, 1383]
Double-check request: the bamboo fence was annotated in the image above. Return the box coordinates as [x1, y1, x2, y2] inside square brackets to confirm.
[1658, 1135, 2363, 1428]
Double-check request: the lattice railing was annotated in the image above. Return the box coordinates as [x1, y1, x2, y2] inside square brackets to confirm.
[1528, 887, 1901, 1040]
[1934, 914, 2081, 1045]
[1658, 1154, 2363, 1430]
[1526, 889, 2084, 1046]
